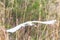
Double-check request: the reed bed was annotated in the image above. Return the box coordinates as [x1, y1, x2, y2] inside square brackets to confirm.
[0, 27, 9, 40]
[0, 0, 60, 40]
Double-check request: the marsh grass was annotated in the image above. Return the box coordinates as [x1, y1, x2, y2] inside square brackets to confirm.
[0, 0, 60, 40]
[0, 27, 9, 40]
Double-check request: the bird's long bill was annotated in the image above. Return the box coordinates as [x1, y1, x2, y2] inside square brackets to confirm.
[32, 20, 56, 24]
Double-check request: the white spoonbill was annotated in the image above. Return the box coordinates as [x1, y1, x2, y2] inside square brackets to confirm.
[7, 20, 56, 33]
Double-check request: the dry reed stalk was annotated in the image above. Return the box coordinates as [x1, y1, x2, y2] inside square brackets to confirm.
[0, 27, 9, 40]
[0, 1, 5, 27]
[45, 0, 59, 40]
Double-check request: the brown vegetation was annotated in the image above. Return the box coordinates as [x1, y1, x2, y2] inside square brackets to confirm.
[0, 27, 9, 40]
[0, 0, 60, 40]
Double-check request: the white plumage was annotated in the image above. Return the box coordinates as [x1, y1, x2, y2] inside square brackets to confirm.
[7, 20, 56, 33]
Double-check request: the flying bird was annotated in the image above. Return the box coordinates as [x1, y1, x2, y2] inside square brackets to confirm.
[7, 20, 56, 33]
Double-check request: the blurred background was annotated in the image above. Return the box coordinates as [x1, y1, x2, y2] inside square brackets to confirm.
[0, 0, 60, 40]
